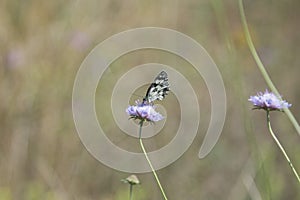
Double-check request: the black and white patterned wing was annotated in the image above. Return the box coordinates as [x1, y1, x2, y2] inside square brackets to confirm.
[144, 71, 170, 103]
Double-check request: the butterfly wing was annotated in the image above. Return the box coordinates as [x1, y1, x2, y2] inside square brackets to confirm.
[144, 71, 170, 103]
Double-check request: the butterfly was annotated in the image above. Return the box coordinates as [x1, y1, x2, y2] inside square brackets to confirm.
[142, 71, 170, 104]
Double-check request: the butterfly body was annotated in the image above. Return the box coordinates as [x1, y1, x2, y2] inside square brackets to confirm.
[143, 71, 170, 104]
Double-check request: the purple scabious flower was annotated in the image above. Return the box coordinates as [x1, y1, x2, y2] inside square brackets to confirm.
[249, 90, 291, 111]
[126, 101, 164, 122]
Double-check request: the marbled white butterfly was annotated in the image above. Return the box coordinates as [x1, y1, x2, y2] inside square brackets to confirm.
[143, 71, 170, 104]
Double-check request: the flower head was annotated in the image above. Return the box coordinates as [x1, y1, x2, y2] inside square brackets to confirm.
[126, 100, 164, 122]
[249, 90, 291, 111]
[121, 174, 140, 185]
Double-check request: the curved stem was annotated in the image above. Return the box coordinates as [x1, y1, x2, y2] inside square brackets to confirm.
[239, 0, 300, 136]
[139, 121, 168, 200]
[266, 111, 300, 183]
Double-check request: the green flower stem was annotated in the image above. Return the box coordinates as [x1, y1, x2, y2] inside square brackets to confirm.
[129, 184, 133, 200]
[239, 0, 300, 136]
[266, 111, 300, 183]
[139, 121, 168, 200]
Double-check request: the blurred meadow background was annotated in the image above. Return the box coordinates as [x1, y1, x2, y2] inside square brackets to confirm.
[1, 0, 300, 199]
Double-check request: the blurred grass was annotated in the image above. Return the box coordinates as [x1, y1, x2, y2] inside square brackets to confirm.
[0, 0, 300, 199]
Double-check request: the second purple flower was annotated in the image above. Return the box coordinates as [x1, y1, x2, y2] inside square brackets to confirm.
[249, 90, 291, 111]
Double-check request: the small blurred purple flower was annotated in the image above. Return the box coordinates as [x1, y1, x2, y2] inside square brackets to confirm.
[6, 48, 25, 69]
[69, 31, 91, 51]
[249, 90, 291, 111]
[126, 101, 164, 122]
